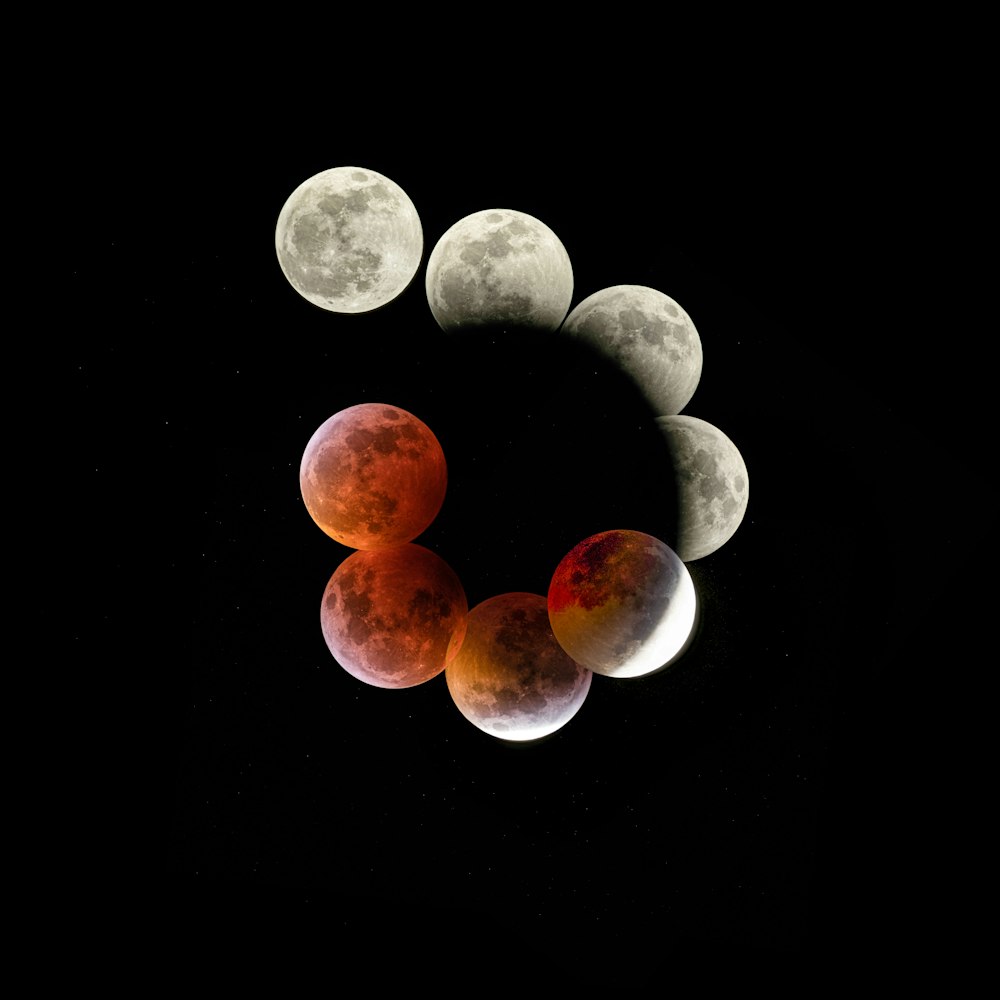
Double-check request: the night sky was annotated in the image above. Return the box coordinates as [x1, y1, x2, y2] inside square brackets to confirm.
[70, 69, 985, 986]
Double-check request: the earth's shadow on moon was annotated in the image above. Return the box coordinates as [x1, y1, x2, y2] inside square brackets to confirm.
[418, 326, 682, 610]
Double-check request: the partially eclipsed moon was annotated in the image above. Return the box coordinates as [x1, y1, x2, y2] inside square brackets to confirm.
[425, 209, 573, 333]
[548, 530, 697, 678]
[300, 403, 447, 550]
[656, 415, 749, 561]
[275, 166, 423, 313]
[560, 284, 703, 416]
[321, 544, 468, 689]
[445, 593, 592, 741]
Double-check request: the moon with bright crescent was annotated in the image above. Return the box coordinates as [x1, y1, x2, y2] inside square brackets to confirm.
[275, 166, 423, 313]
[445, 593, 591, 741]
[548, 530, 697, 678]
[656, 415, 749, 561]
[425, 209, 573, 332]
[560, 284, 703, 416]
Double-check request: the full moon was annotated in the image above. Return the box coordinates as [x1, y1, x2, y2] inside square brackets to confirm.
[560, 285, 703, 416]
[548, 530, 697, 678]
[655, 415, 750, 561]
[321, 544, 468, 689]
[425, 209, 573, 333]
[300, 403, 447, 550]
[445, 593, 592, 741]
[275, 166, 423, 313]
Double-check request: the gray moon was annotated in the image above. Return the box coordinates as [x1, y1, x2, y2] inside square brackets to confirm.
[425, 209, 573, 332]
[560, 285, 703, 416]
[656, 415, 749, 561]
[445, 593, 591, 741]
[275, 166, 423, 313]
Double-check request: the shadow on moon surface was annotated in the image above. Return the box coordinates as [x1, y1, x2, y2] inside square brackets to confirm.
[417, 327, 682, 608]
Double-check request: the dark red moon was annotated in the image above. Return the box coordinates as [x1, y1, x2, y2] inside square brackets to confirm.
[300, 403, 447, 550]
[320, 544, 468, 689]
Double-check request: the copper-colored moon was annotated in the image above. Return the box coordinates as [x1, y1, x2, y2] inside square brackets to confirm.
[548, 530, 697, 678]
[321, 544, 468, 689]
[300, 403, 447, 550]
[445, 593, 592, 741]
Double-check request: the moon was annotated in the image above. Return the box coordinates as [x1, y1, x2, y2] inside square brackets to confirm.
[300, 403, 447, 550]
[275, 166, 423, 313]
[559, 285, 703, 416]
[656, 415, 749, 561]
[425, 209, 573, 333]
[321, 544, 468, 689]
[547, 530, 697, 678]
[445, 593, 592, 741]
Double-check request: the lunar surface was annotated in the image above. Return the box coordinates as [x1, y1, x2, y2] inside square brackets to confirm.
[656, 415, 749, 561]
[300, 403, 447, 550]
[548, 530, 697, 678]
[275, 166, 423, 313]
[425, 209, 573, 333]
[560, 285, 703, 416]
[445, 593, 591, 741]
[321, 544, 468, 689]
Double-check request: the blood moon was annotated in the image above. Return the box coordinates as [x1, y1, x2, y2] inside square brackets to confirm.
[321, 544, 468, 689]
[300, 403, 447, 550]
[445, 593, 591, 741]
[548, 530, 697, 678]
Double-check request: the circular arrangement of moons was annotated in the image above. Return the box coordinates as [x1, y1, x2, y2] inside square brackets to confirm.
[655, 415, 749, 561]
[275, 166, 423, 313]
[321, 544, 468, 689]
[445, 593, 592, 741]
[548, 529, 697, 679]
[560, 284, 703, 417]
[300, 403, 447, 550]
[425, 208, 574, 333]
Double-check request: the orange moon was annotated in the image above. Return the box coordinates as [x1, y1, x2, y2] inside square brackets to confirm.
[320, 544, 468, 689]
[300, 403, 447, 550]
[445, 593, 592, 741]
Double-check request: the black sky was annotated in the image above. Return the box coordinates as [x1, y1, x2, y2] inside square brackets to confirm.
[66, 66, 987, 986]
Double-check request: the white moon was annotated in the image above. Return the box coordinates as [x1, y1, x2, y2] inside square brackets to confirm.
[656, 415, 749, 561]
[275, 166, 423, 313]
[560, 285, 703, 416]
[425, 209, 573, 332]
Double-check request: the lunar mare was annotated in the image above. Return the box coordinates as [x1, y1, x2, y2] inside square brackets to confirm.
[275, 166, 423, 313]
[548, 530, 697, 678]
[300, 403, 447, 550]
[425, 209, 573, 332]
[560, 285, 703, 416]
[445, 593, 591, 741]
[656, 415, 749, 561]
[321, 544, 468, 689]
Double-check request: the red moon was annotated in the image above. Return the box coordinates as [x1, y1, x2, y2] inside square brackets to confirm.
[300, 403, 447, 550]
[320, 544, 468, 689]
[445, 593, 592, 741]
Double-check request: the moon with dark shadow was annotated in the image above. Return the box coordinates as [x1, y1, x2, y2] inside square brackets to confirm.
[656, 415, 749, 561]
[300, 403, 447, 550]
[425, 209, 573, 333]
[445, 593, 592, 741]
[560, 284, 703, 416]
[275, 166, 423, 313]
[548, 530, 697, 678]
[321, 544, 468, 689]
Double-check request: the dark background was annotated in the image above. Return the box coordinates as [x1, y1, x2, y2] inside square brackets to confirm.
[67, 62, 985, 985]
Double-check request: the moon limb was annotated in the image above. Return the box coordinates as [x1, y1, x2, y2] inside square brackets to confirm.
[275, 166, 423, 313]
[656, 415, 750, 561]
[425, 208, 573, 333]
[560, 284, 703, 416]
